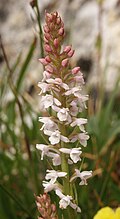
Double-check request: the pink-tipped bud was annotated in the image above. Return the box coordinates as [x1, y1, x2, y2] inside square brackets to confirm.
[61, 21, 64, 28]
[51, 204, 56, 212]
[44, 25, 50, 33]
[43, 71, 51, 80]
[36, 202, 42, 208]
[44, 44, 52, 52]
[38, 58, 48, 65]
[53, 11, 58, 18]
[58, 27, 64, 36]
[46, 13, 53, 22]
[39, 208, 45, 215]
[54, 38, 59, 48]
[44, 37, 48, 43]
[45, 56, 51, 63]
[45, 65, 53, 73]
[30, 0, 36, 8]
[42, 193, 47, 201]
[45, 202, 50, 208]
[62, 58, 69, 67]
[67, 49, 75, 57]
[64, 45, 72, 53]
[72, 67, 80, 74]
[56, 17, 61, 25]
[45, 33, 51, 41]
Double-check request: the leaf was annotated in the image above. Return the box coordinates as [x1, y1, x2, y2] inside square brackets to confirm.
[16, 37, 37, 92]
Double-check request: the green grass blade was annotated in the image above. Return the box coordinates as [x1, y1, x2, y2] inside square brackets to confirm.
[0, 184, 34, 219]
[16, 37, 37, 92]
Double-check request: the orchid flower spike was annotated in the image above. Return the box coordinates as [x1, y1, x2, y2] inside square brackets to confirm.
[36, 11, 92, 216]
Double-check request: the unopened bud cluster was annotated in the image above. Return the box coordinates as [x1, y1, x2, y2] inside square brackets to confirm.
[36, 11, 92, 214]
[36, 193, 58, 219]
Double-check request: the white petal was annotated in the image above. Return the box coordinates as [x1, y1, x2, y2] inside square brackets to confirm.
[52, 154, 61, 166]
[55, 189, 64, 199]
[69, 202, 81, 213]
[58, 172, 67, 178]
[36, 144, 49, 160]
[57, 108, 69, 121]
[43, 181, 59, 192]
[38, 82, 50, 93]
[65, 90, 72, 96]
[59, 148, 71, 154]
[60, 135, 69, 143]
[70, 136, 78, 143]
[49, 131, 61, 145]
[54, 98, 61, 106]
[52, 105, 60, 112]
[61, 83, 69, 90]
[41, 95, 54, 108]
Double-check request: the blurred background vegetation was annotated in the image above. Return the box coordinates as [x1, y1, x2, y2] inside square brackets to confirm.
[0, 0, 120, 218]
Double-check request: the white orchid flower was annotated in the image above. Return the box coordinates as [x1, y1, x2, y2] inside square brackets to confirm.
[47, 152, 61, 166]
[59, 147, 82, 163]
[57, 108, 72, 123]
[41, 94, 61, 109]
[70, 118, 87, 132]
[45, 170, 67, 183]
[38, 82, 50, 94]
[39, 117, 58, 136]
[55, 189, 81, 212]
[71, 132, 89, 147]
[49, 130, 69, 145]
[36, 144, 50, 160]
[70, 169, 92, 185]
[36, 144, 59, 162]
[43, 181, 61, 193]
[46, 78, 69, 90]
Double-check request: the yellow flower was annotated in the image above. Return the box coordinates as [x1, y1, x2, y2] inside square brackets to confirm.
[93, 207, 120, 219]
[115, 207, 120, 219]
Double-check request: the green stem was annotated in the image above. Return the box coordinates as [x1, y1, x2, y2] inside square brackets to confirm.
[35, 0, 44, 58]
[61, 150, 70, 195]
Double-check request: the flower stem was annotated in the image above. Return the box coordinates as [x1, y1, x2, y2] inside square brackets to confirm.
[61, 148, 70, 195]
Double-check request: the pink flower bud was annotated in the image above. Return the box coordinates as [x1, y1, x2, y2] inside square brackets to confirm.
[53, 11, 58, 18]
[72, 67, 80, 74]
[56, 17, 61, 25]
[38, 58, 48, 65]
[45, 56, 51, 63]
[51, 204, 56, 212]
[45, 65, 53, 73]
[36, 202, 42, 208]
[43, 71, 51, 80]
[44, 37, 48, 43]
[64, 45, 72, 53]
[61, 21, 64, 28]
[45, 202, 50, 208]
[44, 44, 52, 52]
[42, 193, 47, 201]
[46, 13, 53, 22]
[67, 49, 74, 57]
[62, 58, 69, 67]
[53, 38, 59, 48]
[44, 25, 50, 33]
[59, 27, 64, 36]
[39, 207, 45, 215]
[45, 33, 51, 40]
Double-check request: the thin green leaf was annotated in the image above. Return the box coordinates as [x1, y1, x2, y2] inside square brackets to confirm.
[16, 37, 37, 92]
